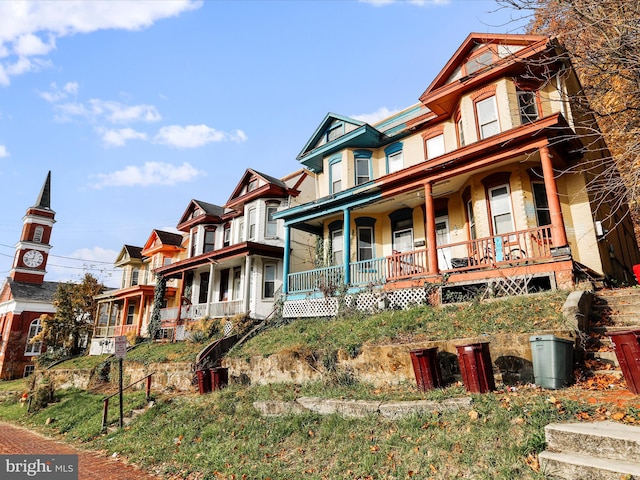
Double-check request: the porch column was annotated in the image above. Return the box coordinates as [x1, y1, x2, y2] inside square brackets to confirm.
[175, 271, 186, 326]
[282, 225, 290, 294]
[244, 256, 252, 314]
[540, 145, 568, 247]
[121, 297, 130, 337]
[137, 292, 144, 336]
[343, 208, 351, 285]
[424, 182, 439, 274]
[207, 262, 215, 317]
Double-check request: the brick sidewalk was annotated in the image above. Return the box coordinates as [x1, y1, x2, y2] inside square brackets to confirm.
[0, 422, 163, 480]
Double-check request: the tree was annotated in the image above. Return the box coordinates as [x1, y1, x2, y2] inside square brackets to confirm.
[32, 273, 105, 361]
[499, 0, 640, 233]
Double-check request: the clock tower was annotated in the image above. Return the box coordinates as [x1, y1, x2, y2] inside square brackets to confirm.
[10, 171, 55, 285]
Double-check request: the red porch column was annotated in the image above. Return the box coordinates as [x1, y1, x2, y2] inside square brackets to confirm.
[120, 297, 130, 337]
[540, 145, 568, 247]
[424, 182, 439, 274]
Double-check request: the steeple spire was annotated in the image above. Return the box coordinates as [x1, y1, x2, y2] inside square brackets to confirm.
[34, 171, 51, 210]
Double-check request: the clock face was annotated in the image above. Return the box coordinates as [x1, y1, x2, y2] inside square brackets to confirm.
[23, 249, 44, 268]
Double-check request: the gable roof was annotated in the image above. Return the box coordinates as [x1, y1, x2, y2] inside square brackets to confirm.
[419, 32, 550, 115]
[141, 229, 185, 256]
[176, 199, 226, 231]
[114, 245, 144, 267]
[296, 113, 382, 172]
[225, 168, 293, 210]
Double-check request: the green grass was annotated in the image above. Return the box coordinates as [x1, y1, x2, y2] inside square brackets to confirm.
[0, 291, 589, 479]
[0, 377, 30, 392]
[231, 291, 570, 360]
[0, 381, 601, 479]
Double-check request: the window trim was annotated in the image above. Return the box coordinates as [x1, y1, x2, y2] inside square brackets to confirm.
[475, 95, 500, 140]
[263, 263, 276, 299]
[33, 226, 44, 243]
[265, 203, 279, 238]
[248, 208, 257, 240]
[203, 226, 216, 253]
[329, 155, 342, 194]
[385, 142, 403, 174]
[353, 150, 372, 185]
[517, 88, 541, 125]
[24, 318, 42, 356]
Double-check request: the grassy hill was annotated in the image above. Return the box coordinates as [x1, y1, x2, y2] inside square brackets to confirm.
[1, 290, 637, 479]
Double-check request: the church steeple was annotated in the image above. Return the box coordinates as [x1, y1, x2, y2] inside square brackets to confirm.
[10, 172, 55, 284]
[34, 170, 51, 210]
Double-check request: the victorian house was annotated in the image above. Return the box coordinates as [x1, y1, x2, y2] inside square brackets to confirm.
[91, 168, 315, 349]
[151, 168, 315, 339]
[90, 230, 183, 354]
[0, 172, 58, 378]
[274, 33, 640, 318]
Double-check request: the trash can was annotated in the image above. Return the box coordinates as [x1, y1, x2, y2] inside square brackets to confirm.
[456, 342, 495, 393]
[210, 367, 228, 391]
[607, 330, 640, 394]
[529, 334, 574, 389]
[409, 347, 443, 392]
[196, 369, 211, 394]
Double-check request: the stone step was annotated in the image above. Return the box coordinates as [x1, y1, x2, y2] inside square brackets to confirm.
[544, 421, 640, 462]
[539, 450, 640, 480]
[586, 350, 619, 367]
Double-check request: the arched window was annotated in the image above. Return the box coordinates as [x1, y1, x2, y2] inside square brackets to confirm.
[25, 318, 42, 356]
[33, 226, 44, 243]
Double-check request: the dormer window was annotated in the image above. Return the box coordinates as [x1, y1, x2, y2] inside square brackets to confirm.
[466, 49, 494, 75]
[326, 121, 344, 143]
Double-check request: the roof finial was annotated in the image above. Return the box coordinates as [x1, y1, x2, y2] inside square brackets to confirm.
[34, 171, 51, 210]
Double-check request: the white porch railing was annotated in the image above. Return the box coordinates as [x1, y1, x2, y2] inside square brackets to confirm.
[288, 265, 344, 293]
[286, 225, 556, 294]
[350, 258, 387, 286]
[94, 326, 116, 338]
[179, 299, 245, 320]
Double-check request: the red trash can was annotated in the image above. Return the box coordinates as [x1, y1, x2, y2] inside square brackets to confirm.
[210, 367, 228, 391]
[196, 369, 211, 394]
[409, 347, 444, 392]
[456, 342, 496, 393]
[607, 330, 640, 394]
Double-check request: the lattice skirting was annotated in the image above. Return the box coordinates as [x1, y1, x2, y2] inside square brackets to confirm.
[282, 287, 430, 318]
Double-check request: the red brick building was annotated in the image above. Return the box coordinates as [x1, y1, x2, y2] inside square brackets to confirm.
[0, 172, 58, 379]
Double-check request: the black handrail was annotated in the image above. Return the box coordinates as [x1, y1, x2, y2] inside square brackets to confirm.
[101, 372, 154, 430]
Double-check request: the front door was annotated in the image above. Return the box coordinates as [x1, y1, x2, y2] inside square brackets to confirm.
[219, 269, 230, 302]
[435, 216, 451, 270]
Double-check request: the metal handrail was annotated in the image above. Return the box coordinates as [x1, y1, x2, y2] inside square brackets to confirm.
[101, 372, 154, 430]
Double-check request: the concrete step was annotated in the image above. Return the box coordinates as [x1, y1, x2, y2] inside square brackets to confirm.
[539, 450, 640, 480]
[585, 350, 619, 368]
[544, 421, 640, 462]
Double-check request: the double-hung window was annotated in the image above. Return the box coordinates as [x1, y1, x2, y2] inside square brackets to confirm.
[532, 182, 551, 227]
[426, 134, 445, 160]
[265, 204, 278, 238]
[263, 264, 276, 298]
[488, 184, 514, 235]
[223, 224, 231, 247]
[476, 96, 500, 139]
[203, 227, 215, 253]
[331, 228, 343, 266]
[354, 150, 372, 185]
[385, 143, 403, 174]
[329, 156, 342, 194]
[517, 89, 539, 124]
[248, 208, 257, 240]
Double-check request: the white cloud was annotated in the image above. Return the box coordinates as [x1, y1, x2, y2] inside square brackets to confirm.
[39, 81, 79, 103]
[91, 161, 205, 188]
[0, 0, 202, 85]
[154, 124, 247, 148]
[100, 127, 148, 147]
[0, 144, 8, 157]
[53, 98, 161, 124]
[351, 106, 402, 125]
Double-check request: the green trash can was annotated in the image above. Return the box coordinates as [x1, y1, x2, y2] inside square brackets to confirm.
[529, 334, 574, 389]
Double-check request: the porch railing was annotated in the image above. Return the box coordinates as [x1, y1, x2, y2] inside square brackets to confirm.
[94, 326, 116, 338]
[288, 265, 344, 293]
[286, 225, 555, 294]
[350, 258, 387, 286]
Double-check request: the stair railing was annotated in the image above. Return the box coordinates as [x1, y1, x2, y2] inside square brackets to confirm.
[101, 372, 154, 430]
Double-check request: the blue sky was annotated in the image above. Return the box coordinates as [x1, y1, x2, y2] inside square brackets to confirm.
[0, 0, 526, 287]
